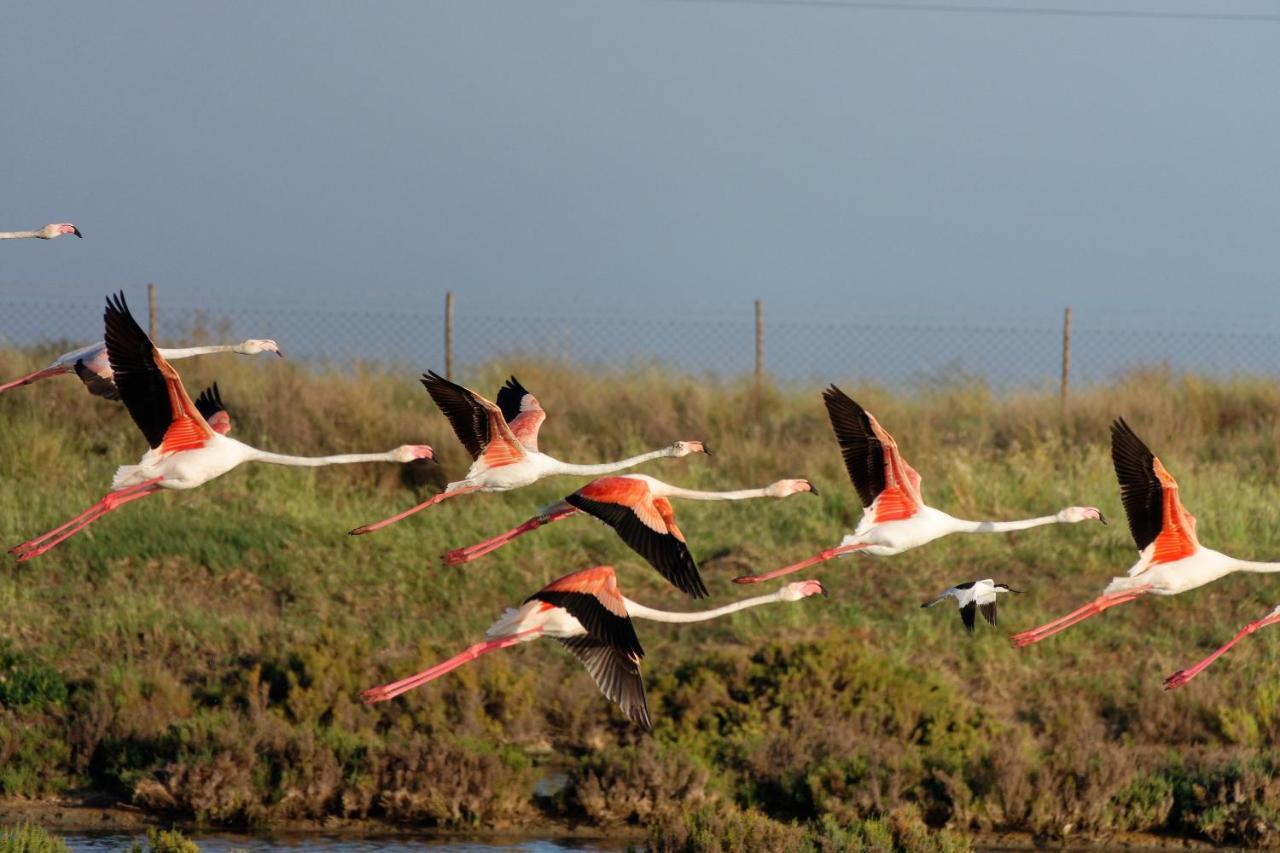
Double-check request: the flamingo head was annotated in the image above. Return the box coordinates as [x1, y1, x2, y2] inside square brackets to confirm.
[240, 339, 283, 357]
[766, 478, 817, 498]
[393, 444, 436, 463]
[41, 223, 82, 239]
[779, 579, 828, 602]
[1058, 506, 1106, 525]
[671, 440, 711, 457]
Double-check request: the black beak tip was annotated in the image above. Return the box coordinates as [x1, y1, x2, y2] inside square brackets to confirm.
[1099, 513, 1108, 525]
[808, 483, 820, 496]
[702, 445, 713, 456]
[818, 582, 829, 598]
[276, 350, 285, 358]
[73, 228, 83, 238]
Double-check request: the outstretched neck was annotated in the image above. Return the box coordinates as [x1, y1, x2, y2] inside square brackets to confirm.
[947, 513, 1064, 534]
[1233, 559, 1280, 574]
[156, 344, 246, 360]
[659, 485, 770, 501]
[0, 231, 40, 240]
[247, 447, 402, 467]
[543, 446, 676, 477]
[623, 592, 787, 623]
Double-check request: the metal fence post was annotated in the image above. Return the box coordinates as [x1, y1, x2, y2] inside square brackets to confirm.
[445, 291, 455, 380]
[148, 283, 158, 341]
[1060, 306, 1072, 414]
[755, 299, 764, 390]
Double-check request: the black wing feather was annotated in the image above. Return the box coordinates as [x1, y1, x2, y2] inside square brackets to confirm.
[195, 383, 226, 422]
[103, 291, 172, 448]
[496, 376, 530, 427]
[556, 635, 651, 729]
[566, 493, 708, 599]
[960, 601, 977, 633]
[1111, 417, 1163, 552]
[73, 360, 120, 401]
[823, 385, 885, 508]
[980, 601, 997, 627]
[422, 371, 490, 460]
[528, 590, 645, 661]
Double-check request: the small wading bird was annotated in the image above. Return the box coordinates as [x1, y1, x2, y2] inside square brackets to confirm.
[361, 564, 828, 728]
[733, 386, 1105, 584]
[1011, 419, 1280, 649]
[9, 293, 432, 563]
[1163, 604, 1280, 690]
[350, 373, 709, 535]
[922, 579, 1022, 633]
[0, 337, 282, 399]
[443, 475, 816, 599]
[0, 222, 81, 240]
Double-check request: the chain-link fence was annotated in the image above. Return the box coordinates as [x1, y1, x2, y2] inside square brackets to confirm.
[3, 295, 1279, 390]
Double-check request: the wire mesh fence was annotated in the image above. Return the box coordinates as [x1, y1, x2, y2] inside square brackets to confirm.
[3, 295, 1280, 391]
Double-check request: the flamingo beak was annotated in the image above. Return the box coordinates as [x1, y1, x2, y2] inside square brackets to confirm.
[72, 227, 83, 238]
[1098, 512, 1108, 525]
[807, 482, 820, 497]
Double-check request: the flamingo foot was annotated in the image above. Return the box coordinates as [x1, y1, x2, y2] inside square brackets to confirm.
[733, 543, 865, 585]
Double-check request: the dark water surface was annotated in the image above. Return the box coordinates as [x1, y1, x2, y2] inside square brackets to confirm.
[59, 833, 625, 852]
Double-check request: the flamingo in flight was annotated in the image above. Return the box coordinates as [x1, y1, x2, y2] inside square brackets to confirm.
[922, 579, 1021, 634]
[8, 293, 433, 563]
[443, 475, 816, 599]
[361, 564, 828, 728]
[0, 223, 81, 240]
[1163, 604, 1280, 690]
[733, 386, 1105, 585]
[0, 337, 282, 399]
[350, 373, 708, 535]
[1011, 419, 1280, 649]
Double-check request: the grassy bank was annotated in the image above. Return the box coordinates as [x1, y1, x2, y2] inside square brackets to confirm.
[4, 345, 1280, 849]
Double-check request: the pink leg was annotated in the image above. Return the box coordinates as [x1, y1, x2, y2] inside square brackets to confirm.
[1009, 588, 1150, 648]
[361, 628, 542, 703]
[441, 505, 578, 566]
[0, 366, 68, 395]
[11, 481, 163, 563]
[732, 543, 868, 585]
[349, 486, 483, 535]
[1163, 610, 1280, 690]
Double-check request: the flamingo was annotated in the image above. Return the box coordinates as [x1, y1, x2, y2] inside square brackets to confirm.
[922, 579, 1021, 633]
[8, 293, 433, 563]
[0, 223, 81, 240]
[442, 475, 816, 599]
[360, 564, 828, 728]
[1011, 419, 1280, 649]
[0, 338, 282, 399]
[1163, 604, 1280, 690]
[349, 372, 709, 535]
[733, 386, 1105, 585]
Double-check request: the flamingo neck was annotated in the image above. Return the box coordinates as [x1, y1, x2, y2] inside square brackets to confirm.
[622, 591, 787, 623]
[247, 447, 402, 467]
[156, 343, 250, 360]
[1232, 559, 1280, 574]
[656, 485, 771, 501]
[948, 514, 1064, 534]
[542, 447, 676, 477]
[0, 231, 41, 240]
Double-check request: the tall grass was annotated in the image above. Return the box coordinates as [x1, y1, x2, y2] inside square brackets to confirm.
[4, 345, 1280, 845]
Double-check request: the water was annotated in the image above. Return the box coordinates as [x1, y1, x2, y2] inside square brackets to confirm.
[60, 833, 625, 853]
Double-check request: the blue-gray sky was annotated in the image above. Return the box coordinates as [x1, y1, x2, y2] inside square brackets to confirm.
[3, 1, 1278, 328]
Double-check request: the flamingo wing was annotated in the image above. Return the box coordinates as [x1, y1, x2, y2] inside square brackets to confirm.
[195, 383, 233, 435]
[823, 386, 922, 522]
[529, 565, 645, 661]
[555, 635, 651, 729]
[1111, 418, 1198, 562]
[422, 371, 526, 467]
[566, 478, 708, 599]
[496, 376, 546, 452]
[72, 360, 120, 400]
[104, 292, 214, 453]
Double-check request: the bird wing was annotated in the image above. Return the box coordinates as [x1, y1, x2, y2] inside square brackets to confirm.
[528, 565, 645, 661]
[566, 478, 708, 599]
[979, 601, 997, 627]
[1111, 418, 1198, 562]
[195, 383, 232, 435]
[823, 386, 922, 522]
[104, 292, 214, 453]
[555, 635, 651, 729]
[496, 376, 546, 452]
[72, 360, 120, 400]
[960, 601, 977, 633]
[422, 371, 526, 468]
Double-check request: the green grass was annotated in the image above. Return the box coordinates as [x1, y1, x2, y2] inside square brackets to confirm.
[0, 823, 69, 853]
[5, 346, 1280, 845]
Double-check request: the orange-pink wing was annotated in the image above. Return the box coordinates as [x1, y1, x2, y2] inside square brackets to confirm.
[867, 413, 923, 523]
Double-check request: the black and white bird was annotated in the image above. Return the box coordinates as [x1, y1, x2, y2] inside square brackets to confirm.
[922, 579, 1021, 633]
